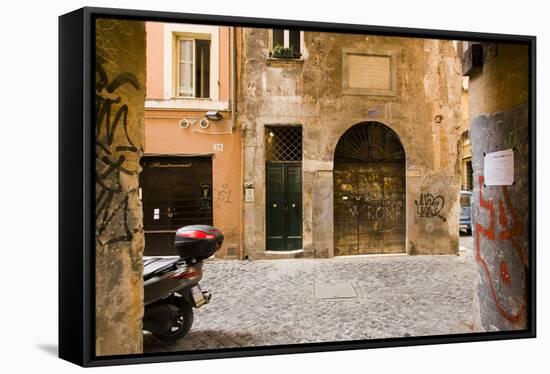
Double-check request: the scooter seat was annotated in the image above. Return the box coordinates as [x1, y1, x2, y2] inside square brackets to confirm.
[143, 256, 181, 280]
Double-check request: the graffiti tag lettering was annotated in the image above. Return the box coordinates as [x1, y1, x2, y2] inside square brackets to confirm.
[415, 193, 446, 221]
[217, 183, 234, 204]
[95, 55, 141, 245]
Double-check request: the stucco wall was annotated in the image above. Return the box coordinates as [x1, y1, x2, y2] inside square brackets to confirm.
[468, 43, 530, 331]
[144, 111, 243, 258]
[238, 30, 463, 258]
[145, 22, 231, 102]
[143, 22, 241, 259]
[145, 22, 164, 100]
[95, 19, 146, 355]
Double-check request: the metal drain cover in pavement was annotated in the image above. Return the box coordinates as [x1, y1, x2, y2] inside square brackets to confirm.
[314, 281, 358, 299]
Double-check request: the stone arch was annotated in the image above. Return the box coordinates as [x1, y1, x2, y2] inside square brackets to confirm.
[333, 121, 407, 255]
[328, 120, 409, 166]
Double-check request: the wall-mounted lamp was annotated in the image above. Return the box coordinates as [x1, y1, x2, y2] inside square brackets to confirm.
[205, 111, 223, 121]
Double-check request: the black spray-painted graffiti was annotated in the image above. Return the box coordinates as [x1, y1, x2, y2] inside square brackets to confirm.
[95, 54, 142, 245]
[414, 193, 446, 222]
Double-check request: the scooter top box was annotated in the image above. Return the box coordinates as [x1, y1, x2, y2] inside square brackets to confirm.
[174, 225, 224, 261]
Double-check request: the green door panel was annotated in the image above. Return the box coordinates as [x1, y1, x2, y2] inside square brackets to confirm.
[266, 163, 302, 251]
[285, 164, 302, 250]
[266, 164, 286, 250]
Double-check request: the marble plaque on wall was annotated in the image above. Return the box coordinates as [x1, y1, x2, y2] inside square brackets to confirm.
[342, 49, 396, 96]
[348, 54, 391, 90]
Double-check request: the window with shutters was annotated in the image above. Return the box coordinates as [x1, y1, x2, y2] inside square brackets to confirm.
[176, 37, 211, 98]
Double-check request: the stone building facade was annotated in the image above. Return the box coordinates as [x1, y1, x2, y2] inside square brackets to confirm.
[237, 28, 464, 259]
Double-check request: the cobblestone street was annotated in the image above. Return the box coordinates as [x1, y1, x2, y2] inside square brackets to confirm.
[144, 235, 479, 353]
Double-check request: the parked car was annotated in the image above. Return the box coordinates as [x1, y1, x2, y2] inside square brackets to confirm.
[460, 190, 472, 234]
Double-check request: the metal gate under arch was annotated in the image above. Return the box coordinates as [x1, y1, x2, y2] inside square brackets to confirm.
[333, 122, 406, 255]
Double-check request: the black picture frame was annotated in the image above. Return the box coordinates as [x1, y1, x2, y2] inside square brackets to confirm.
[59, 6, 536, 367]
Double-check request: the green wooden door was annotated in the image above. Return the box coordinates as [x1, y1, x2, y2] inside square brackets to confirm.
[266, 163, 302, 250]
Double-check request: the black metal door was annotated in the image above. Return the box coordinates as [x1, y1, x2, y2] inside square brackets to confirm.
[140, 156, 213, 255]
[334, 122, 406, 255]
[266, 163, 302, 250]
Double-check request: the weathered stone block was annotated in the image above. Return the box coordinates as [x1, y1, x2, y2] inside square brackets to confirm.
[95, 19, 146, 356]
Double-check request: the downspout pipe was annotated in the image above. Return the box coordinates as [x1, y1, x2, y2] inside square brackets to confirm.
[232, 26, 245, 260]
[231, 26, 237, 131]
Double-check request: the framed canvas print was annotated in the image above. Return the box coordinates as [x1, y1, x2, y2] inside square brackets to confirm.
[59, 6, 536, 367]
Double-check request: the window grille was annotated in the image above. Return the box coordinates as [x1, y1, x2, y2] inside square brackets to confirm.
[265, 126, 302, 162]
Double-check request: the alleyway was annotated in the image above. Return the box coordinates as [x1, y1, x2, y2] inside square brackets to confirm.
[144, 235, 479, 353]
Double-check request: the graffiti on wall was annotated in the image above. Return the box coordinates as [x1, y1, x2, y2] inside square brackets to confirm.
[339, 173, 404, 226]
[217, 183, 234, 204]
[95, 55, 141, 245]
[475, 175, 527, 325]
[414, 193, 446, 221]
[347, 194, 403, 222]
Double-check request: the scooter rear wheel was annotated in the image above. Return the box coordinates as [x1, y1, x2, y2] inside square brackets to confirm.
[152, 302, 194, 343]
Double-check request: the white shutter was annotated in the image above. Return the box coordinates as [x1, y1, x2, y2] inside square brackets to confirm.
[179, 39, 194, 97]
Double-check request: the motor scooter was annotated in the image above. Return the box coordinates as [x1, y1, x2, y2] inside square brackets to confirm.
[142, 225, 223, 343]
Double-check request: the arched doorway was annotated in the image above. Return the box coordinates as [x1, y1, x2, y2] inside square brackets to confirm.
[333, 122, 406, 255]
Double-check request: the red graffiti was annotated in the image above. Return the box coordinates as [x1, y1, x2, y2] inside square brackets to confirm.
[499, 188, 528, 266]
[498, 200, 507, 226]
[475, 175, 526, 325]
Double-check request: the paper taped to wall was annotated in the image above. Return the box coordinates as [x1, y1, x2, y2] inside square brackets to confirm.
[484, 149, 514, 186]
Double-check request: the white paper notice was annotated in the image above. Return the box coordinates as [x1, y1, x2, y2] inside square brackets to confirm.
[484, 149, 514, 186]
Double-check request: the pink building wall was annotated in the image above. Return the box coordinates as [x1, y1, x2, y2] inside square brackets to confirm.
[144, 22, 242, 258]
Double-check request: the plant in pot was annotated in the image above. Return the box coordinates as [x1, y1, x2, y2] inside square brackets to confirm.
[270, 44, 296, 59]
